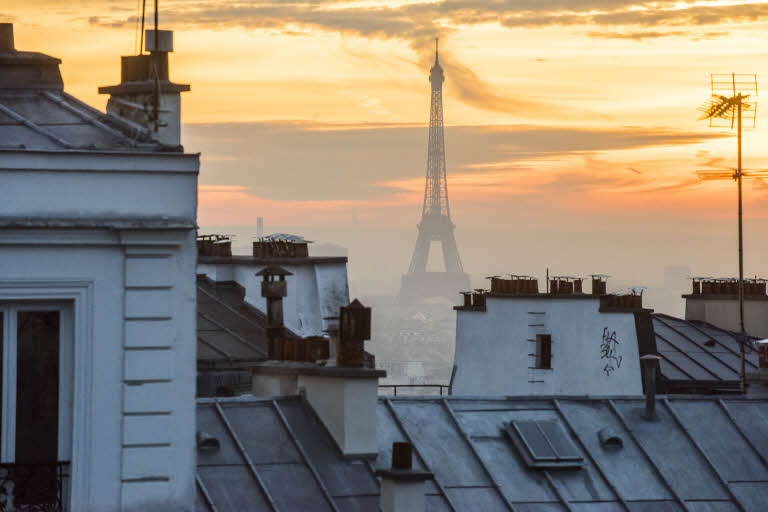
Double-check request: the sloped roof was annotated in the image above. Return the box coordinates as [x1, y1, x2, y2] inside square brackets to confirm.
[196, 395, 768, 511]
[0, 90, 167, 151]
[652, 313, 759, 392]
[197, 277, 270, 369]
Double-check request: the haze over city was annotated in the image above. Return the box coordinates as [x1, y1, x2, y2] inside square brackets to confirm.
[9, 0, 768, 299]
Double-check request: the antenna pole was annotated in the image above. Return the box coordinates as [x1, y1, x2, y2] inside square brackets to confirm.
[139, 0, 146, 54]
[154, 0, 159, 50]
[737, 97, 746, 393]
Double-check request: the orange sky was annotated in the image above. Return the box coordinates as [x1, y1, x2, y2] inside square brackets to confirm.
[5, 0, 768, 290]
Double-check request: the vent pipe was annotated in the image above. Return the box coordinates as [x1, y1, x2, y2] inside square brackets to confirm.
[640, 354, 661, 420]
[377, 442, 432, 512]
[256, 266, 292, 358]
[0, 23, 13, 51]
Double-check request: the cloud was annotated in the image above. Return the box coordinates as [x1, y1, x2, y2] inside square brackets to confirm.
[586, 30, 687, 40]
[184, 121, 725, 203]
[116, 1, 768, 42]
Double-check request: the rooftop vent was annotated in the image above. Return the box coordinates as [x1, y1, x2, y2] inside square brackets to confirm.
[597, 427, 623, 449]
[505, 420, 583, 470]
[196, 431, 220, 451]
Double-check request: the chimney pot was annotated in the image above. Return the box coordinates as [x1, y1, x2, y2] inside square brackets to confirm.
[0, 23, 13, 51]
[391, 442, 413, 470]
[640, 355, 661, 420]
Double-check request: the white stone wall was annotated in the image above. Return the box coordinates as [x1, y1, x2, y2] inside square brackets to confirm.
[685, 298, 768, 338]
[0, 150, 198, 510]
[452, 297, 643, 396]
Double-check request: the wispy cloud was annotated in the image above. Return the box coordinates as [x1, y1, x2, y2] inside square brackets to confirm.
[86, 1, 768, 41]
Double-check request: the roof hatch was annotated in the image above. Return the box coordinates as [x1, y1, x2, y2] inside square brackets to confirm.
[506, 419, 584, 470]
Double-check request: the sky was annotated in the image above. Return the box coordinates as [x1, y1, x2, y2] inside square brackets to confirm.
[5, 0, 768, 298]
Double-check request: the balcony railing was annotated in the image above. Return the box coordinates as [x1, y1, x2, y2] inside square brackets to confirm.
[378, 384, 449, 396]
[0, 462, 69, 512]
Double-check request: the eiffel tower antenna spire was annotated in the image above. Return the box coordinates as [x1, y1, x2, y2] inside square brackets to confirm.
[399, 39, 470, 301]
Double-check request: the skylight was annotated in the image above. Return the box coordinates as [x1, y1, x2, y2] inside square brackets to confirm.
[506, 420, 584, 470]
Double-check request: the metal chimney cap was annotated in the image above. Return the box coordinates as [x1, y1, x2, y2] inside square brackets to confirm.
[0, 23, 14, 51]
[256, 266, 293, 277]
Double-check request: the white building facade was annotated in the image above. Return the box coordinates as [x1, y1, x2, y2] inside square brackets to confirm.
[198, 256, 350, 338]
[0, 24, 198, 510]
[452, 284, 648, 396]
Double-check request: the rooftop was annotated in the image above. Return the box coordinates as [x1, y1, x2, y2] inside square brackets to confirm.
[196, 394, 768, 511]
[653, 313, 761, 394]
[0, 23, 178, 152]
[0, 90, 170, 151]
[196, 276, 276, 370]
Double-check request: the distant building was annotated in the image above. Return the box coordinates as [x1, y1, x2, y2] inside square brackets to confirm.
[451, 276, 763, 397]
[684, 277, 768, 338]
[0, 24, 198, 510]
[452, 276, 648, 396]
[195, 236, 352, 396]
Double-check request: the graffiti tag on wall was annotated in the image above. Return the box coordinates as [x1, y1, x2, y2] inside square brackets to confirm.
[600, 327, 622, 376]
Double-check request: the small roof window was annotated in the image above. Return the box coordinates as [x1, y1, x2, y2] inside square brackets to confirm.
[506, 420, 583, 470]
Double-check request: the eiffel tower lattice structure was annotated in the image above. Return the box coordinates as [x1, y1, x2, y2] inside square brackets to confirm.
[400, 40, 470, 300]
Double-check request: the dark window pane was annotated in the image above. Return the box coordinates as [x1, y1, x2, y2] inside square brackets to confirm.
[536, 334, 552, 369]
[16, 311, 59, 505]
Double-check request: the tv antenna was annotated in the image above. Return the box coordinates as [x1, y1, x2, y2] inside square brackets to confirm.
[697, 72, 761, 393]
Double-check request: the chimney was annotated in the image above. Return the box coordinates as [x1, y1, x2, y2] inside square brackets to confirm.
[0, 23, 13, 51]
[377, 442, 432, 512]
[339, 299, 371, 367]
[251, 299, 385, 457]
[591, 275, 608, 295]
[0, 24, 63, 90]
[256, 266, 292, 358]
[98, 29, 189, 146]
[640, 355, 660, 420]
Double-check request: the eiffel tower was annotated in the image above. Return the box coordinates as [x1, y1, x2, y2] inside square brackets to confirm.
[400, 40, 470, 300]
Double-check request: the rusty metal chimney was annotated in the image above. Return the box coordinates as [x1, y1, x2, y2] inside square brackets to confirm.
[256, 266, 293, 358]
[339, 299, 371, 367]
[640, 354, 661, 420]
[0, 23, 13, 51]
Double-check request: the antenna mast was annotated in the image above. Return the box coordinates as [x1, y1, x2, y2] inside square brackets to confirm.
[697, 73, 759, 394]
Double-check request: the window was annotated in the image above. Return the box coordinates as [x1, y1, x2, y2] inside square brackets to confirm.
[535, 334, 552, 369]
[506, 420, 583, 469]
[0, 304, 73, 505]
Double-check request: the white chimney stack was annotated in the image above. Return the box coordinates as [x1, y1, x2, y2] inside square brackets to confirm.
[98, 29, 189, 147]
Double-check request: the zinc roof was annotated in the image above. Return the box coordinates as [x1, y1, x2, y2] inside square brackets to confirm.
[196, 395, 768, 511]
[652, 314, 759, 392]
[196, 277, 271, 369]
[0, 90, 167, 151]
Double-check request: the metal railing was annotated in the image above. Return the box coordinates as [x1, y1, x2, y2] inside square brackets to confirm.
[378, 384, 449, 396]
[0, 462, 70, 512]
